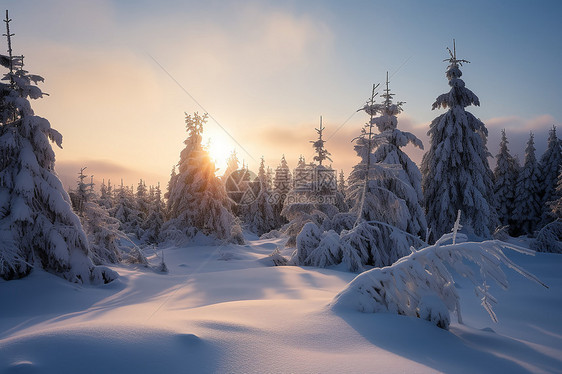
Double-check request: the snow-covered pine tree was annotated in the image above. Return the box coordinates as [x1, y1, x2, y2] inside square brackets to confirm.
[539, 126, 562, 227]
[0, 12, 116, 283]
[111, 180, 143, 239]
[550, 170, 562, 219]
[223, 149, 239, 178]
[493, 129, 519, 230]
[513, 132, 542, 236]
[339, 82, 422, 270]
[163, 112, 243, 244]
[136, 179, 149, 222]
[421, 41, 496, 241]
[72, 170, 138, 265]
[98, 179, 113, 210]
[272, 155, 291, 228]
[266, 166, 273, 192]
[243, 157, 275, 236]
[334, 169, 348, 213]
[310, 116, 332, 166]
[284, 118, 339, 248]
[363, 72, 426, 239]
[141, 183, 165, 244]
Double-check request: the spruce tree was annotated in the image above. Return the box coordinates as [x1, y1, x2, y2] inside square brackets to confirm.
[142, 183, 165, 244]
[98, 179, 113, 210]
[421, 42, 496, 241]
[244, 157, 275, 236]
[272, 155, 291, 228]
[549, 169, 562, 219]
[513, 132, 542, 236]
[283, 120, 338, 247]
[223, 149, 239, 178]
[493, 129, 519, 230]
[363, 73, 426, 239]
[111, 181, 143, 238]
[0, 12, 116, 283]
[539, 126, 562, 227]
[342, 83, 421, 269]
[163, 112, 243, 244]
[72, 170, 144, 265]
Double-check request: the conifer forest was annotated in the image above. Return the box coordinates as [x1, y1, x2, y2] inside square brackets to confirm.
[1, 3, 562, 373]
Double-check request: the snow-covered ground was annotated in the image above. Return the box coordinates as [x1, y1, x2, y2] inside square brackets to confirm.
[1, 236, 561, 374]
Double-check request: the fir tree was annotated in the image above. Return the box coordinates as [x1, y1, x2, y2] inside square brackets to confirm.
[539, 126, 562, 227]
[340, 83, 422, 269]
[223, 149, 239, 178]
[283, 121, 338, 247]
[0, 12, 116, 283]
[136, 179, 149, 221]
[493, 129, 519, 230]
[272, 155, 291, 228]
[72, 170, 144, 265]
[163, 112, 243, 244]
[421, 41, 496, 241]
[310, 117, 332, 166]
[334, 169, 348, 213]
[338, 170, 346, 194]
[513, 132, 542, 236]
[98, 179, 113, 210]
[111, 181, 143, 239]
[142, 183, 165, 244]
[244, 157, 275, 236]
[362, 73, 426, 239]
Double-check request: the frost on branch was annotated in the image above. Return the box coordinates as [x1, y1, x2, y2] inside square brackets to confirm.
[531, 219, 562, 253]
[330, 229, 547, 329]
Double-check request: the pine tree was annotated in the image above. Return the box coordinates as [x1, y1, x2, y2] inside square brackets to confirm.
[71, 170, 143, 265]
[421, 41, 496, 241]
[340, 83, 422, 269]
[513, 132, 542, 236]
[163, 112, 243, 244]
[0, 12, 116, 283]
[223, 149, 239, 178]
[98, 179, 113, 210]
[283, 119, 338, 247]
[142, 183, 165, 244]
[334, 169, 348, 213]
[539, 126, 562, 227]
[363, 73, 426, 239]
[310, 116, 332, 166]
[272, 155, 291, 228]
[136, 179, 149, 221]
[493, 129, 519, 230]
[244, 157, 275, 236]
[111, 181, 143, 239]
[549, 169, 562, 219]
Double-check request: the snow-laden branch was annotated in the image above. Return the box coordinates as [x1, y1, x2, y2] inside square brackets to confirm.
[330, 235, 547, 330]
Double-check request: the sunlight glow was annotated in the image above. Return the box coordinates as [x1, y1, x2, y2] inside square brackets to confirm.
[205, 135, 235, 174]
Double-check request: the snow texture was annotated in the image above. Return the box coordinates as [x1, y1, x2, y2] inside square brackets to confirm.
[331, 228, 546, 330]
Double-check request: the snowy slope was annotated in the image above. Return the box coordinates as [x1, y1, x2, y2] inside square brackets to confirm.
[1, 236, 561, 374]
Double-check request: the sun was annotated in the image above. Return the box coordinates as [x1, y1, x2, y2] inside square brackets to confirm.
[205, 134, 235, 174]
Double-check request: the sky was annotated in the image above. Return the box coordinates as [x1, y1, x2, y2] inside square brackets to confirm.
[3, 0, 562, 189]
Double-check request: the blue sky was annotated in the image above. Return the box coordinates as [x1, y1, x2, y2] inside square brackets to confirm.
[4, 0, 562, 188]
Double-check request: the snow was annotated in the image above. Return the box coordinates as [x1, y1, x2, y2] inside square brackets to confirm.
[1, 235, 562, 373]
